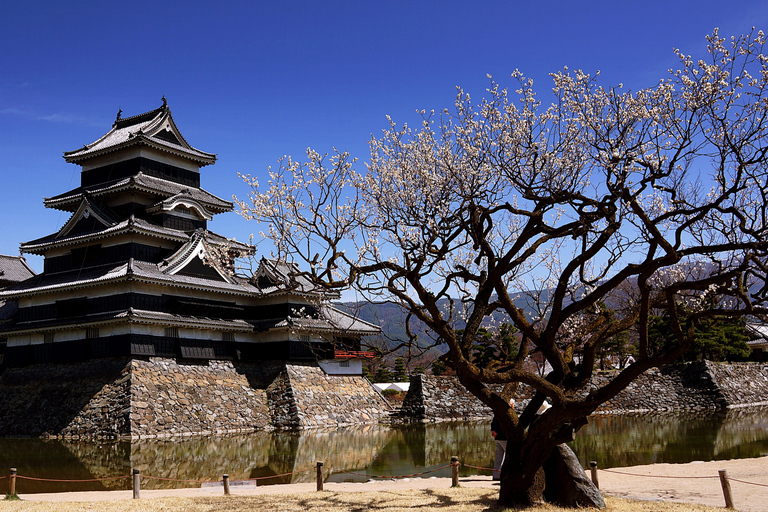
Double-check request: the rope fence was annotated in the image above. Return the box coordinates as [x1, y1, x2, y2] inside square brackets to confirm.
[601, 468, 717, 479]
[2, 458, 765, 507]
[15, 475, 132, 483]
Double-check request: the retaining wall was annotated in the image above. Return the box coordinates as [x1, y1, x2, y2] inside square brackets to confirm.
[268, 364, 391, 429]
[399, 361, 768, 422]
[0, 357, 389, 439]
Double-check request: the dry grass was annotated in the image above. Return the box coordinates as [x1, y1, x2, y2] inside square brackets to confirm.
[0, 490, 723, 512]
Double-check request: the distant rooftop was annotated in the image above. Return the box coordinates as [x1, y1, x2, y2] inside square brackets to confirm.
[0, 255, 35, 289]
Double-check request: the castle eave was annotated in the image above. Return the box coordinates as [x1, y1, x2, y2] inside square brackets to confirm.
[20, 219, 190, 255]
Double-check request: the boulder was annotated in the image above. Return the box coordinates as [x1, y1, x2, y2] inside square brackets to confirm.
[543, 444, 605, 509]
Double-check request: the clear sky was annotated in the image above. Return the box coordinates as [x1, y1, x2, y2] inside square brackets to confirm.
[2, 1, 767, 273]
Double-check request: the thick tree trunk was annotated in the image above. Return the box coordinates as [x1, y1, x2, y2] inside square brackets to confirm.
[497, 447, 547, 507]
[497, 443, 605, 509]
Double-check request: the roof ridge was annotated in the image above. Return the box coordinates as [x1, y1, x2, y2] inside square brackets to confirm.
[113, 99, 167, 129]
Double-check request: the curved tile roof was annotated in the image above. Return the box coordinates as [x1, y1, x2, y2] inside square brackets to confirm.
[0, 255, 36, 288]
[63, 100, 216, 166]
[20, 216, 190, 254]
[45, 172, 232, 213]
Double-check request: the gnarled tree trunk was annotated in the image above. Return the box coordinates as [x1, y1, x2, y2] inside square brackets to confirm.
[498, 440, 604, 508]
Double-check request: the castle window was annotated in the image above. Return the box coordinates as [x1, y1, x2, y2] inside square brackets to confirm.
[222, 332, 235, 342]
[339, 361, 350, 368]
[299, 334, 311, 343]
[44, 333, 55, 344]
[165, 327, 179, 338]
[86, 327, 100, 339]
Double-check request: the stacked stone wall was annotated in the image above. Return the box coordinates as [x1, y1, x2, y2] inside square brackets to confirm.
[400, 361, 768, 422]
[588, 361, 728, 413]
[0, 358, 131, 438]
[399, 375, 495, 422]
[702, 361, 768, 406]
[129, 358, 279, 438]
[268, 364, 391, 429]
[0, 357, 391, 438]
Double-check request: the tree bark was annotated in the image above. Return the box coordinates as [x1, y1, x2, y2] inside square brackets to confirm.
[497, 441, 605, 509]
[497, 446, 547, 507]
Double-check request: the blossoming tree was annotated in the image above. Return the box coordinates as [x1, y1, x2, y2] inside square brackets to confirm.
[237, 30, 768, 506]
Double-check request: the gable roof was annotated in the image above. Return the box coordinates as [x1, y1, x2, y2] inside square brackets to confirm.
[746, 323, 768, 349]
[160, 229, 237, 283]
[254, 257, 334, 296]
[55, 195, 119, 240]
[0, 255, 36, 289]
[20, 215, 190, 255]
[4, 230, 255, 298]
[63, 99, 216, 167]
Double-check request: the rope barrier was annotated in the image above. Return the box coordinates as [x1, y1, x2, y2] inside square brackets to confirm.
[15, 475, 132, 483]
[245, 467, 315, 481]
[330, 464, 453, 480]
[728, 477, 768, 488]
[5, 463, 768, 492]
[461, 463, 496, 472]
[139, 474, 219, 484]
[601, 468, 717, 479]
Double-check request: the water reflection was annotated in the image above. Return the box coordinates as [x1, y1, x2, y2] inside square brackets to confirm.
[1, 407, 767, 494]
[571, 407, 768, 468]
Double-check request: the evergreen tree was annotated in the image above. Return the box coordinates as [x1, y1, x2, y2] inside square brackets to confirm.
[393, 357, 408, 381]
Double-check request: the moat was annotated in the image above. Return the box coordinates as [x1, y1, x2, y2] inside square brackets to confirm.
[2, 407, 767, 494]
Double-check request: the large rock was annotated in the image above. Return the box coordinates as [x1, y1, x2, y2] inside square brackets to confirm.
[543, 444, 605, 509]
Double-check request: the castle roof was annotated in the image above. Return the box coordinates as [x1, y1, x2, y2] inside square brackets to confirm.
[0, 255, 36, 289]
[20, 215, 190, 255]
[251, 305, 380, 335]
[44, 172, 232, 213]
[63, 99, 216, 167]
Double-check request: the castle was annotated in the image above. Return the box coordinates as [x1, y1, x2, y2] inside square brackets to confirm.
[0, 100, 388, 438]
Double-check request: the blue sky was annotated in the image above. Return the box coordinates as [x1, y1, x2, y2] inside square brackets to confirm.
[2, 1, 767, 273]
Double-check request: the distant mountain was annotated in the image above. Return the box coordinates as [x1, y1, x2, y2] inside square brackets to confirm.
[337, 292, 542, 353]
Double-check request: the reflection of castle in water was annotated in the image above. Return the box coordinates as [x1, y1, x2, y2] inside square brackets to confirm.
[2, 408, 768, 494]
[67, 425, 396, 489]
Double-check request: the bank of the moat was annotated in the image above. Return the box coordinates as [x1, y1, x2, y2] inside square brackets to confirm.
[0, 359, 766, 438]
[398, 360, 768, 422]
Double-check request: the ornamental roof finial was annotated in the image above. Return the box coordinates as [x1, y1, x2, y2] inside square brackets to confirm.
[161, 95, 167, 108]
[115, 108, 122, 122]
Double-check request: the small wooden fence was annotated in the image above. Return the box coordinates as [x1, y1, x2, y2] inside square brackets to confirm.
[3, 457, 766, 509]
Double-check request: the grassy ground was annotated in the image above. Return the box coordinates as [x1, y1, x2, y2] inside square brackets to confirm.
[0, 489, 723, 511]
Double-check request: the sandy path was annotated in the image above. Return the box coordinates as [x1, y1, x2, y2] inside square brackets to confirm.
[13, 457, 768, 510]
[598, 457, 768, 511]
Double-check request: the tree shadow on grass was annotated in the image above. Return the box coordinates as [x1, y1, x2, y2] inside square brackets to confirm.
[193, 488, 502, 512]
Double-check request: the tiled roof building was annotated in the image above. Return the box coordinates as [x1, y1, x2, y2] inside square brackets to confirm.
[0, 255, 35, 289]
[0, 101, 378, 372]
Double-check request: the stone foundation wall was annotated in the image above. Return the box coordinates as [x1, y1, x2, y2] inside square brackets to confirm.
[0, 357, 389, 438]
[268, 364, 391, 429]
[0, 358, 132, 438]
[399, 375, 494, 421]
[702, 361, 768, 407]
[129, 359, 278, 438]
[399, 361, 768, 422]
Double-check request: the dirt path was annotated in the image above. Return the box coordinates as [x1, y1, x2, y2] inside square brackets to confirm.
[10, 457, 768, 510]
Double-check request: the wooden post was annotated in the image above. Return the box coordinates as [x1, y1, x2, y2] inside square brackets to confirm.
[451, 456, 459, 488]
[316, 461, 324, 491]
[719, 469, 735, 509]
[590, 461, 599, 489]
[9, 468, 16, 497]
[132, 469, 140, 500]
[223, 474, 230, 496]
